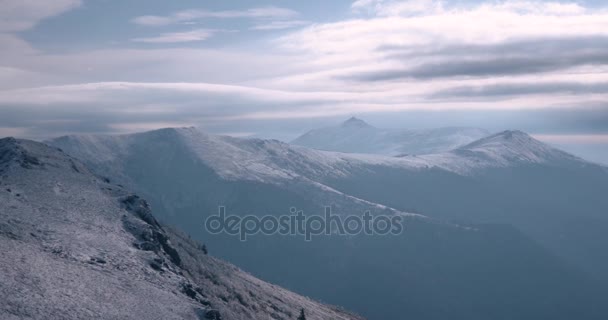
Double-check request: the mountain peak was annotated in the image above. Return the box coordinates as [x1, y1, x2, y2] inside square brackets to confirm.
[496, 130, 530, 140]
[341, 117, 373, 128]
[461, 130, 533, 149]
[0, 137, 45, 172]
[455, 129, 581, 165]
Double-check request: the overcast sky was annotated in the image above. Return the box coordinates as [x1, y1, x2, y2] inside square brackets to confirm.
[1, 0, 607, 163]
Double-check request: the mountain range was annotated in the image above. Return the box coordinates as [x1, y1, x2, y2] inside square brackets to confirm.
[47, 123, 608, 320]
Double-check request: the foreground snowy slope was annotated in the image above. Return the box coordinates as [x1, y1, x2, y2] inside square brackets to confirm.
[49, 128, 608, 320]
[0, 137, 362, 320]
[292, 117, 489, 156]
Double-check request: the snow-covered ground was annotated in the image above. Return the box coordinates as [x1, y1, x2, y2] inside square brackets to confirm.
[0, 137, 363, 320]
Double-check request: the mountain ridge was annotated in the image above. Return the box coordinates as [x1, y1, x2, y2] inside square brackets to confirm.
[52, 126, 594, 179]
[45, 128, 608, 320]
[0, 137, 363, 320]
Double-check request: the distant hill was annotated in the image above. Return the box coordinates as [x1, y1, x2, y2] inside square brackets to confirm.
[292, 117, 489, 155]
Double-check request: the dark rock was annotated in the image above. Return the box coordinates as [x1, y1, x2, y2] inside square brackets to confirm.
[20, 152, 41, 168]
[121, 195, 162, 229]
[149, 260, 163, 271]
[205, 310, 222, 320]
[135, 241, 159, 252]
[153, 231, 182, 267]
[69, 160, 80, 173]
[182, 283, 198, 299]
[90, 257, 106, 264]
[121, 196, 182, 267]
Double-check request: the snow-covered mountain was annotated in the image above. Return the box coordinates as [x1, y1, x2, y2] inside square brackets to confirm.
[48, 128, 608, 320]
[51, 127, 588, 186]
[409, 130, 589, 174]
[50, 128, 421, 221]
[292, 117, 490, 156]
[0, 137, 362, 320]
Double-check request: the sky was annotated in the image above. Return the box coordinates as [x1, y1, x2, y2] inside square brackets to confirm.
[0, 0, 607, 163]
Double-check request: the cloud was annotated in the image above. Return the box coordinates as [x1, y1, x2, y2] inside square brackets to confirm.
[348, 51, 608, 81]
[0, 81, 338, 138]
[342, 36, 608, 81]
[251, 20, 309, 31]
[280, 1, 608, 67]
[431, 82, 608, 99]
[0, 0, 82, 32]
[352, 0, 587, 16]
[2, 0, 608, 142]
[1, 81, 606, 140]
[533, 134, 608, 144]
[0, 0, 81, 57]
[352, 0, 444, 16]
[132, 29, 216, 43]
[132, 6, 298, 27]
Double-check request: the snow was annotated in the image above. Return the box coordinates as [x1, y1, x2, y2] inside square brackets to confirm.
[45, 126, 595, 228]
[48, 126, 592, 199]
[57, 125, 599, 185]
[0, 137, 363, 320]
[413, 130, 587, 174]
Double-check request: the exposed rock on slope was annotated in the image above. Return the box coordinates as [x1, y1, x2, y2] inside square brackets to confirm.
[0, 137, 362, 320]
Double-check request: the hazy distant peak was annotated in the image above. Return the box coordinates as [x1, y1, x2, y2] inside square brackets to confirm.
[492, 130, 532, 141]
[292, 119, 489, 156]
[132, 126, 198, 138]
[341, 117, 374, 128]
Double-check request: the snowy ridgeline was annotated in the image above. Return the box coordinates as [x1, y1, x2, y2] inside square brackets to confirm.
[50, 125, 594, 186]
[46, 125, 597, 225]
[0, 137, 363, 320]
[42, 126, 608, 320]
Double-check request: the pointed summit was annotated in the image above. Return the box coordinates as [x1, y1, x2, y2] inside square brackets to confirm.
[292, 119, 488, 155]
[341, 117, 373, 128]
[495, 130, 530, 140]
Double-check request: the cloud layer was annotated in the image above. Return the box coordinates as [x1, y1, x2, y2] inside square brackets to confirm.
[0, 0, 607, 146]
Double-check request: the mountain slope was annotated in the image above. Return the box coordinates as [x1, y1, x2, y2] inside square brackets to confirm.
[292, 117, 489, 155]
[408, 130, 590, 174]
[320, 131, 608, 283]
[48, 128, 608, 320]
[0, 137, 362, 320]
